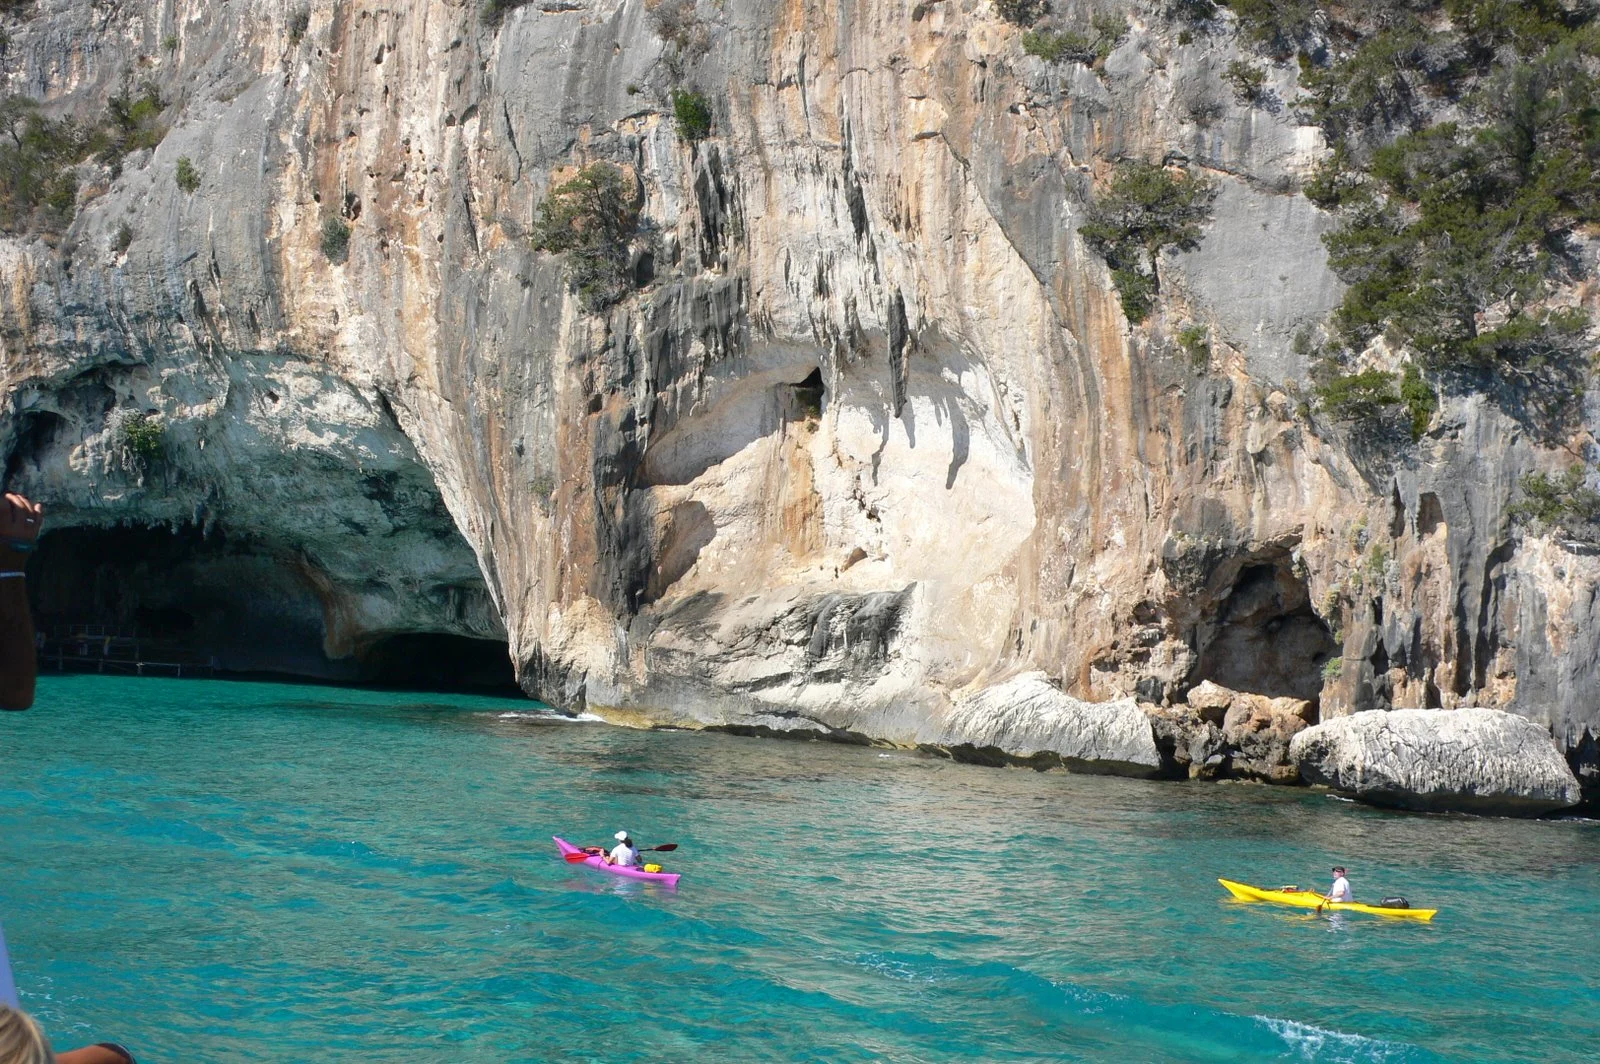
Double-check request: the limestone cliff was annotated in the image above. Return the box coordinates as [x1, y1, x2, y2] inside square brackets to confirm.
[0, 0, 1594, 801]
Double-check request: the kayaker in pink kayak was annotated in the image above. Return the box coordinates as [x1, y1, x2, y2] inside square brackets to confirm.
[604, 831, 640, 867]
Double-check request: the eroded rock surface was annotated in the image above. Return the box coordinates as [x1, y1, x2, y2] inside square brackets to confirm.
[930, 673, 1162, 777]
[1290, 709, 1583, 816]
[1148, 680, 1312, 782]
[0, 1, 1593, 791]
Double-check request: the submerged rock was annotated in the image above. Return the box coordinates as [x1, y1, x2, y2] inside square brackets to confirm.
[1290, 708, 1583, 816]
[931, 673, 1163, 777]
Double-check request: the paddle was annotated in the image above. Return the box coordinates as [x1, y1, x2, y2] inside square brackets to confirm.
[564, 844, 679, 862]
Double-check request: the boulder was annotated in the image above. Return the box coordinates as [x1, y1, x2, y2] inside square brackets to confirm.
[1184, 680, 1235, 725]
[1221, 691, 1316, 783]
[1290, 708, 1583, 816]
[933, 673, 1163, 777]
[1164, 682, 1313, 782]
[1146, 704, 1226, 779]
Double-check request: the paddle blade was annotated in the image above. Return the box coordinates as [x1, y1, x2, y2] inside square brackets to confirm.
[564, 852, 595, 863]
[647, 844, 678, 852]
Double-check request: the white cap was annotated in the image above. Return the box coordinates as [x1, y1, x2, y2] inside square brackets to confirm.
[615, 830, 629, 841]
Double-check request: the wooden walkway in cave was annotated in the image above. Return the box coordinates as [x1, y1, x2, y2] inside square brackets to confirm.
[35, 624, 219, 679]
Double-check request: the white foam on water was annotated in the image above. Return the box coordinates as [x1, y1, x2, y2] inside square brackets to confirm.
[1255, 1015, 1417, 1063]
[492, 710, 608, 723]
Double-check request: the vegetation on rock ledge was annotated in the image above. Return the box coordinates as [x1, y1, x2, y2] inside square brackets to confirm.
[671, 89, 713, 142]
[996, 0, 1051, 27]
[320, 217, 350, 264]
[532, 162, 640, 312]
[1508, 466, 1600, 539]
[1244, 1, 1600, 437]
[1313, 363, 1437, 441]
[118, 412, 166, 470]
[0, 84, 167, 234]
[174, 156, 200, 193]
[1082, 161, 1216, 324]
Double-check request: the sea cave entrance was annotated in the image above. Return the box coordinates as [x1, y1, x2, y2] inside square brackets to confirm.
[27, 524, 516, 694]
[1187, 553, 1338, 705]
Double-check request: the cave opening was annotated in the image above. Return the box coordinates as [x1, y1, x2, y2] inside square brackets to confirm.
[5, 411, 67, 485]
[791, 368, 825, 420]
[353, 633, 520, 694]
[1188, 556, 1338, 705]
[27, 524, 517, 694]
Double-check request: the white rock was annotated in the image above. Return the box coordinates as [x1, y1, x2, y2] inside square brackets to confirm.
[1289, 708, 1582, 816]
[932, 673, 1163, 777]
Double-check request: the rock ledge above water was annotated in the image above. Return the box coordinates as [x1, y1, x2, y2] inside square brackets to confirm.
[1289, 708, 1583, 816]
[930, 673, 1163, 777]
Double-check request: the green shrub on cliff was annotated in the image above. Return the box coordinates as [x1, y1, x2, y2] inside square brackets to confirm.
[1221, 0, 1318, 57]
[532, 162, 639, 311]
[1314, 362, 1438, 440]
[321, 216, 350, 263]
[1090, 11, 1128, 58]
[996, 0, 1050, 26]
[1398, 364, 1436, 439]
[100, 83, 168, 169]
[0, 85, 175, 232]
[0, 96, 93, 233]
[1320, 53, 1600, 378]
[174, 156, 200, 193]
[1508, 466, 1600, 537]
[1177, 323, 1211, 367]
[1314, 368, 1399, 422]
[1279, 3, 1600, 437]
[118, 412, 165, 468]
[671, 89, 713, 142]
[1223, 60, 1267, 103]
[1022, 29, 1090, 63]
[1023, 11, 1125, 65]
[1081, 161, 1216, 324]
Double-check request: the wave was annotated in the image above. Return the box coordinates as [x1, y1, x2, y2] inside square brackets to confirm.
[491, 710, 608, 723]
[1255, 1016, 1430, 1063]
[834, 950, 1436, 1062]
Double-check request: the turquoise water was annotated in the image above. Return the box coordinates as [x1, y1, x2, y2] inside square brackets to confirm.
[1, 677, 1596, 1062]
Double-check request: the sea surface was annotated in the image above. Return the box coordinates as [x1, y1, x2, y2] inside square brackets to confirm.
[1, 676, 1596, 1063]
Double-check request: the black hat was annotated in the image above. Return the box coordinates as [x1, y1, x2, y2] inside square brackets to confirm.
[1331, 866, 1346, 874]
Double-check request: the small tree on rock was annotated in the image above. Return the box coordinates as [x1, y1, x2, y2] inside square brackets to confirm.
[532, 163, 640, 311]
[1081, 161, 1216, 323]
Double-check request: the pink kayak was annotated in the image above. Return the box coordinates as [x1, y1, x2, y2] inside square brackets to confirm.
[553, 836, 681, 886]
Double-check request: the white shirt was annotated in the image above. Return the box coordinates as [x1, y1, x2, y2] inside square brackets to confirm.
[1328, 876, 1352, 902]
[609, 843, 639, 867]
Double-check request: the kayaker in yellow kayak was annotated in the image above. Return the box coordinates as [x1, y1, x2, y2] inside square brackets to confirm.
[1324, 866, 1353, 905]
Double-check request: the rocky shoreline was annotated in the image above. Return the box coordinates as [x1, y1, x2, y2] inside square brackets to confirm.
[2, 0, 1599, 823]
[585, 672, 1588, 818]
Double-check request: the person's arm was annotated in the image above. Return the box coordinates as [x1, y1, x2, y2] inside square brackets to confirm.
[0, 492, 43, 711]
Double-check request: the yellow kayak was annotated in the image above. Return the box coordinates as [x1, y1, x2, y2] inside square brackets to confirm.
[1219, 878, 1437, 921]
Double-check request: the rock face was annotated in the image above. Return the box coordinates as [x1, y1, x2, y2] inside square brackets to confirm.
[1290, 709, 1583, 816]
[0, 1, 1594, 793]
[1148, 680, 1313, 783]
[929, 673, 1162, 777]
